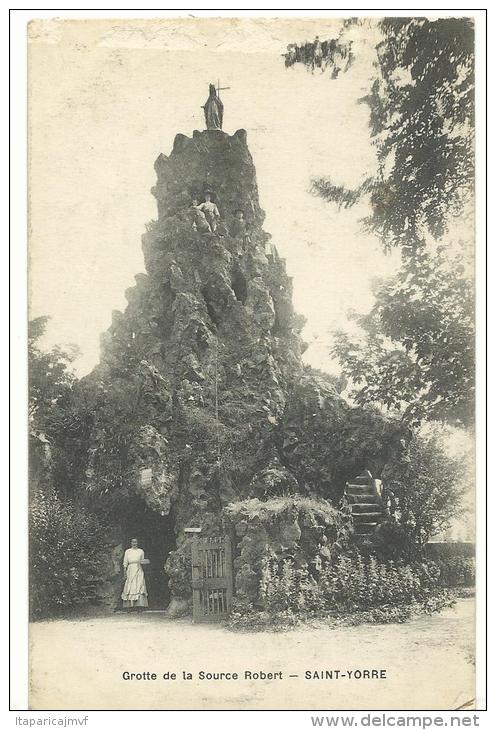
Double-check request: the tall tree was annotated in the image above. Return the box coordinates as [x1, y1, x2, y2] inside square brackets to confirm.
[332, 243, 474, 428]
[285, 18, 475, 427]
[28, 316, 86, 495]
[29, 316, 77, 426]
[380, 432, 465, 557]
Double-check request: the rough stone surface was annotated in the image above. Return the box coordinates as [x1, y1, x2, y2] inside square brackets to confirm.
[224, 496, 351, 606]
[81, 130, 309, 595]
[95, 543, 124, 611]
[79, 128, 401, 601]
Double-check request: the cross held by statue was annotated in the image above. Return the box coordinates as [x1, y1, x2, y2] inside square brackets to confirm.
[216, 79, 230, 98]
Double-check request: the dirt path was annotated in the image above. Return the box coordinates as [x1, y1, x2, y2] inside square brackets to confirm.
[29, 598, 475, 710]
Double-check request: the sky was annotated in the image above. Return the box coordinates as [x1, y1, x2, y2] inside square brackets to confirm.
[28, 17, 399, 377]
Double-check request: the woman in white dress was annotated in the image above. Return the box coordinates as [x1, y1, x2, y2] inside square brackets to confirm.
[121, 538, 148, 611]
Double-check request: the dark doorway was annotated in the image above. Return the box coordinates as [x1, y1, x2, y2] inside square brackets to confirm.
[121, 498, 176, 609]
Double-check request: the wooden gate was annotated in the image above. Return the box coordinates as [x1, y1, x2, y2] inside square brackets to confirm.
[191, 535, 233, 623]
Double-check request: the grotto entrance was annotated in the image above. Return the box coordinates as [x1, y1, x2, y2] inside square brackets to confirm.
[121, 497, 176, 610]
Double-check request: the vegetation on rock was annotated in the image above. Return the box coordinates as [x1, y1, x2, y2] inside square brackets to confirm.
[225, 495, 352, 606]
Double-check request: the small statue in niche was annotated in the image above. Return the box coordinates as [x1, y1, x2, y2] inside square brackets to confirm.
[202, 84, 224, 130]
[196, 190, 220, 233]
[230, 209, 252, 249]
[190, 198, 210, 233]
[230, 209, 247, 238]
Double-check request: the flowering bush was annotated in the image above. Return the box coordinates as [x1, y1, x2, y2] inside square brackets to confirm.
[30, 489, 109, 617]
[259, 557, 324, 613]
[228, 551, 452, 630]
[319, 554, 440, 610]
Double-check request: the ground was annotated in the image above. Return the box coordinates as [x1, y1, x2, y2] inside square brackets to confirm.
[29, 598, 475, 711]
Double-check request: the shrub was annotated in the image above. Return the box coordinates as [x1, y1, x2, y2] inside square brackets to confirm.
[454, 587, 475, 599]
[259, 557, 323, 614]
[228, 598, 301, 632]
[260, 558, 297, 612]
[227, 588, 456, 632]
[425, 541, 475, 559]
[329, 590, 456, 627]
[30, 488, 109, 618]
[333, 604, 415, 626]
[319, 553, 440, 610]
[380, 434, 465, 558]
[436, 556, 475, 587]
[227, 550, 454, 630]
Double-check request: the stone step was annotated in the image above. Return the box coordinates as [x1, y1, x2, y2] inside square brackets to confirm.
[346, 484, 376, 493]
[345, 471, 384, 538]
[354, 524, 377, 535]
[354, 518, 378, 524]
[347, 494, 382, 504]
[346, 487, 377, 498]
[351, 511, 383, 521]
[353, 475, 373, 485]
[351, 503, 383, 514]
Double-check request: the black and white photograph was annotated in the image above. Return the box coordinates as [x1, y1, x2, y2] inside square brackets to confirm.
[19, 11, 483, 711]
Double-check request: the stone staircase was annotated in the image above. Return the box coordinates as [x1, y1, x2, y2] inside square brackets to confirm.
[344, 470, 385, 537]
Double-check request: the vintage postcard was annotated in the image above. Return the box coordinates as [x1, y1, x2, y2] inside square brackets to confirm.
[26, 14, 480, 710]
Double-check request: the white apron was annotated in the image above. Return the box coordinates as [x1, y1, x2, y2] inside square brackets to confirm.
[121, 548, 148, 608]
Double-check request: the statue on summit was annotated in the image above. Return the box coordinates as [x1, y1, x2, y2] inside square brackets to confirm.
[202, 84, 224, 130]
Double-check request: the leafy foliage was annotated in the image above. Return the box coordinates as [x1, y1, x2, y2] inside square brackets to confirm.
[228, 551, 455, 631]
[228, 600, 301, 632]
[278, 372, 409, 502]
[284, 30, 354, 77]
[318, 553, 440, 610]
[28, 321, 119, 616]
[82, 378, 144, 497]
[29, 317, 78, 423]
[332, 245, 475, 427]
[328, 591, 456, 627]
[226, 494, 344, 526]
[29, 317, 90, 496]
[306, 18, 475, 248]
[259, 558, 318, 613]
[286, 19, 475, 427]
[378, 433, 465, 557]
[30, 488, 109, 617]
[436, 556, 475, 587]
